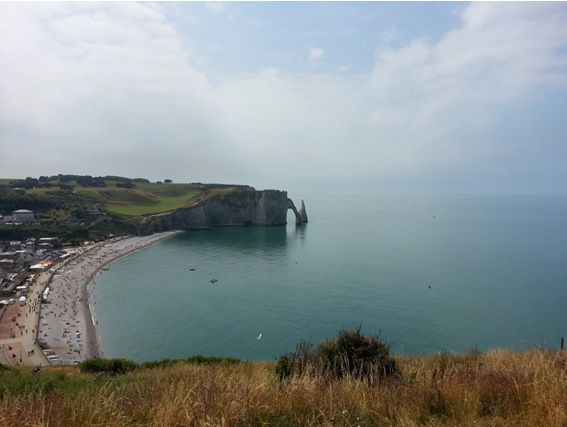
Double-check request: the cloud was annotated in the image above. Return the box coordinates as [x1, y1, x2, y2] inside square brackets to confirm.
[1, 3, 566, 192]
[205, 2, 227, 15]
[308, 47, 324, 60]
[363, 2, 567, 177]
[335, 65, 352, 73]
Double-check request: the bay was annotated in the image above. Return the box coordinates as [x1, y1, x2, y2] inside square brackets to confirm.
[92, 193, 567, 361]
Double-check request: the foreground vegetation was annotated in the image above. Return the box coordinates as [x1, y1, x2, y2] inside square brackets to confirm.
[1, 346, 566, 425]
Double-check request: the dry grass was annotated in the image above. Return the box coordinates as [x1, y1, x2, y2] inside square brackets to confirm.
[1, 349, 566, 426]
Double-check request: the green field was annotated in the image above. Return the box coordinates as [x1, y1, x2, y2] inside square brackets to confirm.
[75, 186, 202, 216]
[3, 179, 228, 218]
[0, 176, 244, 240]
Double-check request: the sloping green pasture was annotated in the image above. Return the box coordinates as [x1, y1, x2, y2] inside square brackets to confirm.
[75, 186, 201, 216]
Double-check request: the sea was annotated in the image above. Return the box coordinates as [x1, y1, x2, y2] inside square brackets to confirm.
[91, 193, 567, 362]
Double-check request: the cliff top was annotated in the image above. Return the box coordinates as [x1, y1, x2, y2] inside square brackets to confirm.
[0, 175, 262, 241]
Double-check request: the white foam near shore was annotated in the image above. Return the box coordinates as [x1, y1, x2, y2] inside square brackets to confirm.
[37, 231, 181, 364]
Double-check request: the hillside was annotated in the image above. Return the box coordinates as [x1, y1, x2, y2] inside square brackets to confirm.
[0, 175, 250, 242]
[0, 349, 566, 426]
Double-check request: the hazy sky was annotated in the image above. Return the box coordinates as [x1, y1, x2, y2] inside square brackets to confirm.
[1, 2, 567, 193]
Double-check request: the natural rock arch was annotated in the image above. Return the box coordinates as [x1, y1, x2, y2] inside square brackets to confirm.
[287, 199, 308, 225]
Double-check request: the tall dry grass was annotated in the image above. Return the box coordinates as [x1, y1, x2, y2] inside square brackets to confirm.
[1, 349, 566, 426]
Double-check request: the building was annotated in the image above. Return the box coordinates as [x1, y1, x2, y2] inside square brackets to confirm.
[0, 272, 28, 297]
[15, 250, 32, 263]
[0, 215, 14, 224]
[68, 216, 80, 225]
[0, 251, 17, 260]
[38, 237, 60, 249]
[24, 238, 36, 252]
[86, 208, 102, 217]
[9, 241, 22, 251]
[0, 258, 15, 272]
[12, 209, 35, 223]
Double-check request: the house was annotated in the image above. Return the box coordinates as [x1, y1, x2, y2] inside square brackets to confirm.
[38, 237, 60, 249]
[0, 251, 16, 260]
[25, 238, 36, 252]
[0, 272, 28, 297]
[9, 241, 22, 251]
[12, 209, 35, 223]
[29, 260, 53, 272]
[86, 208, 102, 217]
[68, 216, 80, 225]
[15, 250, 32, 263]
[0, 258, 14, 272]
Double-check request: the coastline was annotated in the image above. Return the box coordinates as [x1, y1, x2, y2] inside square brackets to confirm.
[38, 230, 182, 364]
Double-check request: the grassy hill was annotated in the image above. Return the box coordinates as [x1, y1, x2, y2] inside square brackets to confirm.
[0, 349, 566, 426]
[0, 175, 248, 242]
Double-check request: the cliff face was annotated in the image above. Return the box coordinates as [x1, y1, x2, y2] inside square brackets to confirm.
[146, 189, 304, 231]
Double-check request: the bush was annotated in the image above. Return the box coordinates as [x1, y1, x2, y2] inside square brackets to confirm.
[128, 356, 242, 370]
[141, 359, 177, 369]
[317, 329, 397, 380]
[275, 355, 294, 381]
[116, 182, 135, 189]
[80, 358, 138, 375]
[185, 355, 241, 366]
[276, 328, 398, 382]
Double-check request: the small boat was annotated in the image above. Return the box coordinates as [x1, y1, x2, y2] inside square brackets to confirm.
[210, 278, 218, 283]
[189, 268, 196, 271]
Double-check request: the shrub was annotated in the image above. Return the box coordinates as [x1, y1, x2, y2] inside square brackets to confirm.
[141, 356, 241, 369]
[316, 328, 397, 380]
[275, 355, 294, 381]
[141, 359, 177, 369]
[80, 358, 138, 375]
[185, 355, 241, 366]
[276, 328, 398, 382]
[115, 182, 135, 189]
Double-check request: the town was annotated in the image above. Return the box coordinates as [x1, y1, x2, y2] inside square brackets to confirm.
[0, 228, 103, 366]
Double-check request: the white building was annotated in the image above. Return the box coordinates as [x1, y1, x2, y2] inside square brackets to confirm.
[12, 209, 35, 223]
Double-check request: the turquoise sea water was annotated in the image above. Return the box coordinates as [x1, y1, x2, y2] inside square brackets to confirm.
[92, 193, 567, 362]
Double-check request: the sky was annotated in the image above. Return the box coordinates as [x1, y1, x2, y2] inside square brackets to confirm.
[1, 1, 567, 194]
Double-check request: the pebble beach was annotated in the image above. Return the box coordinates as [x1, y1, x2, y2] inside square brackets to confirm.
[37, 231, 181, 364]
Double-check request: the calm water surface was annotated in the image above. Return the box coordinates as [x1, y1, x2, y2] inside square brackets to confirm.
[92, 193, 567, 361]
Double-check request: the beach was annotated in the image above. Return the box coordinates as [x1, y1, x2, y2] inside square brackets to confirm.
[37, 231, 181, 365]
